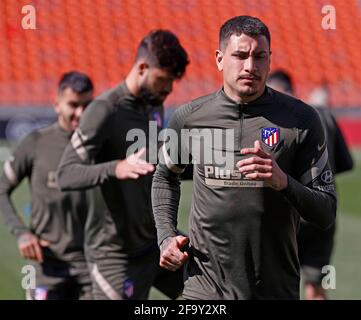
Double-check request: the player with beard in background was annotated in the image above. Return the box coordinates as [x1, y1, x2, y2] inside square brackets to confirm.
[57, 30, 189, 300]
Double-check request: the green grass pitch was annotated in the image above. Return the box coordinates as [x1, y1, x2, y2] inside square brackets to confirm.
[0, 151, 360, 300]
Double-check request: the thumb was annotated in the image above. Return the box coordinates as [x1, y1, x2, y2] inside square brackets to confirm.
[176, 235, 189, 249]
[254, 140, 262, 150]
[39, 239, 50, 247]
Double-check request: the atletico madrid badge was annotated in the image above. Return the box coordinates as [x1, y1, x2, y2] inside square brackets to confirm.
[262, 127, 280, 147]
[123, 279, 134, 299]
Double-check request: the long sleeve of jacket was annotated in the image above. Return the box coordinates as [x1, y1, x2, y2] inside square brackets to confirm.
[0, 133, 37, 238]
[152, 103, 191, 246]
[57, 99, 118, 191]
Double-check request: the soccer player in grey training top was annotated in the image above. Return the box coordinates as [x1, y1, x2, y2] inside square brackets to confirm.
[152, 16, 336, 300]
[57, 30, 189, 300]
[268, 70, 354, 300]
[0, 71, 94, 300]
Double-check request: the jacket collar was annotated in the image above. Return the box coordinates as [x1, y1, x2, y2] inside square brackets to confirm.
[218, 86, 273, 107]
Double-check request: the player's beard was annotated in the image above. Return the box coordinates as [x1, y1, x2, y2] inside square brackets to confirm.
[138, 86, 164, 106]
[63, 114, 80, 132]
[237, 74, 264, 97]
[70, 117, 80, 130]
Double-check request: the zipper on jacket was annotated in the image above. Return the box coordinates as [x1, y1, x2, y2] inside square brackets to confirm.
[239, 103, 245, 151]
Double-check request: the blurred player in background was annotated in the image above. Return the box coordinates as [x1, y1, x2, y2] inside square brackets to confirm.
[57, 30, 189, 300]
[267, 69, 354, 300]
[152, 16, 336, 300]
[0, 71, 94, 300]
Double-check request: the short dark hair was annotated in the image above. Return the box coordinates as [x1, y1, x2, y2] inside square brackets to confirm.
[219, 16, 271, 51]
[58, 71, 94, 94]
[135, 30, 189, 79]
[268, 70, 294, 94]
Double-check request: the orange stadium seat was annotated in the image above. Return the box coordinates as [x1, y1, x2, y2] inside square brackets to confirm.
[0, 0, 361, 107]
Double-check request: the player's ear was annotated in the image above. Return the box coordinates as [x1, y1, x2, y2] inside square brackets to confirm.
[137, 61, 150, 76]
[54, 93, 61, 115]
[215, 50, 224, 72]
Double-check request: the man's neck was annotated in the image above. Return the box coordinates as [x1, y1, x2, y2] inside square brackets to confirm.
[125, 68, 140, 97]
[223, 85, 266, 104]
[57, 119, 72, 133]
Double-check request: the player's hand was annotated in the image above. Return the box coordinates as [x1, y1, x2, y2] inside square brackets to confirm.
[115, 148, 154, 180]
[159, 235, 189, 272]
[237, 140, 288, 191]
[17, 232, 50, 263]
[304, 283, 328, 300]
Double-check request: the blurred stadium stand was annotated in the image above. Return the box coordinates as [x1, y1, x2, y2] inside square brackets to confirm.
[0, 0, 360, 144]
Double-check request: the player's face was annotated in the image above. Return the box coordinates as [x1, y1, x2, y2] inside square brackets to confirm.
[216, 33, 271, 103]
[140, 67, 175, 105]
[55, 87, 93, 132]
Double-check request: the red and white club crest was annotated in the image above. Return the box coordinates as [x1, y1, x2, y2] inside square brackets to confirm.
[262, 127, 280, 147]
